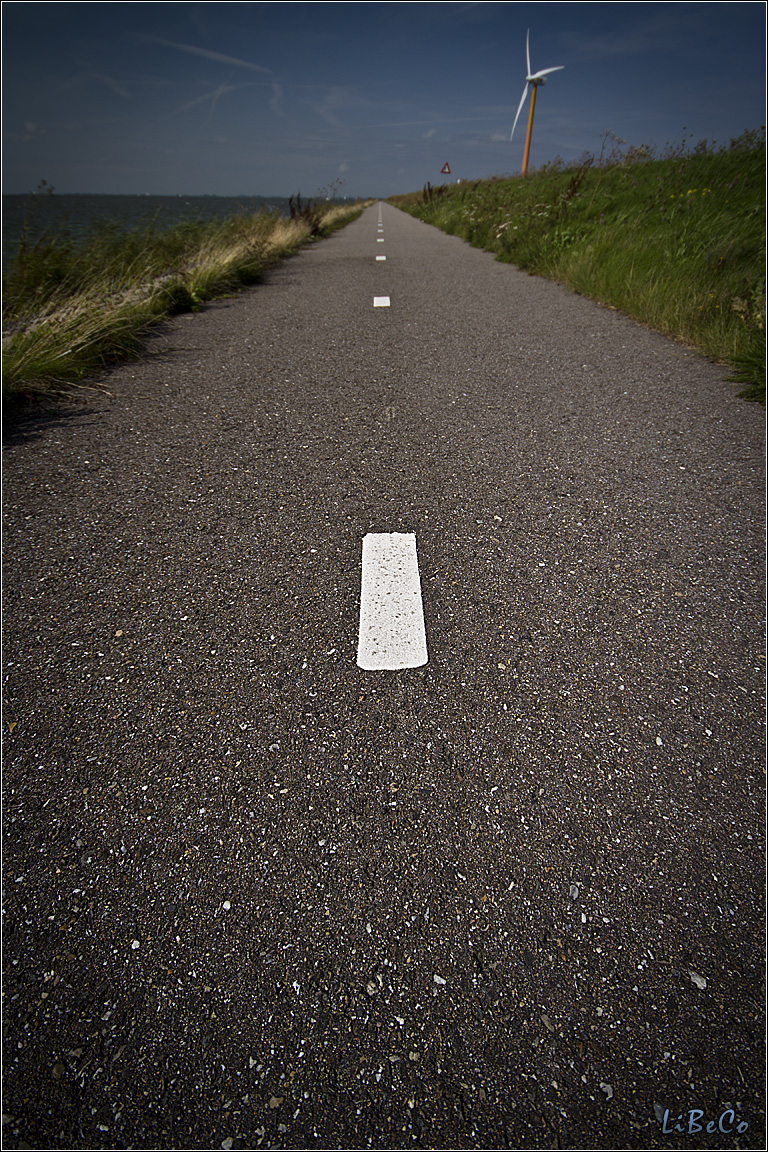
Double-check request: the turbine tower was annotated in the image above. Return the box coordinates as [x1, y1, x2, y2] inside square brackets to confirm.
[510, 29, 564, 177]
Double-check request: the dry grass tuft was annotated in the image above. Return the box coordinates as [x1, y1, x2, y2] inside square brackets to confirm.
[3, 201, 366, 398]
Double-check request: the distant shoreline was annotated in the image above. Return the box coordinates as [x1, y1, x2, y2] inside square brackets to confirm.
[2, 194, 296, 265]
[2, 191, 291, 198]
[1, 193, 359, 259]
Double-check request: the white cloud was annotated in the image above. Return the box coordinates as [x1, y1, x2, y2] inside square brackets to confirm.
[316, 86, 349, 130]
[22, 121, 46, 141]
[269, 82, 286, 116]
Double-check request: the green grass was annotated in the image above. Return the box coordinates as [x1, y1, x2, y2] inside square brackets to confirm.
[390, 129, 765, 403]
[2, 196, 369, 400]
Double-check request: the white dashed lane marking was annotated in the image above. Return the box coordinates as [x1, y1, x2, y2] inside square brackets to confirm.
[373, 296, 390, 307]
[357, 533, 428, 670]
[376, 256, 386, 261]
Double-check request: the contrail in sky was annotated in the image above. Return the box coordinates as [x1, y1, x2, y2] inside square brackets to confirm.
[143, 35, 272, 74]
[169, 82, 256, 120]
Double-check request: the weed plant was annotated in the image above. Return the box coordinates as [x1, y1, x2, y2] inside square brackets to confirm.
[391, 130, 765, 402]
[2, 197, 367, 399]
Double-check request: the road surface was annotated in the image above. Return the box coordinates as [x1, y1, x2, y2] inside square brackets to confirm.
[2, 201, 764, 1149]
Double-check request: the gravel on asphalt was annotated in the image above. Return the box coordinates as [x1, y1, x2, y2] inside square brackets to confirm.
[2, 201, 765, 1150]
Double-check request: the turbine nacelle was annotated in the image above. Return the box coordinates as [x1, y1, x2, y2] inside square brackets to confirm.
[526, 66, 564, 86]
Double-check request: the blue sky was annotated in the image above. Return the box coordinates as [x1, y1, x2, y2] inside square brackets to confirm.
[2, 1, 765, 197]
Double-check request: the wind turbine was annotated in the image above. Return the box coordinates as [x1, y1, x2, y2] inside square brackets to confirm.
[510, 29, 564, 177]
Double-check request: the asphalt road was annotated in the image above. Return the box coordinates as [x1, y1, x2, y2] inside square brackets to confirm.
[2, 201, 765, 1151]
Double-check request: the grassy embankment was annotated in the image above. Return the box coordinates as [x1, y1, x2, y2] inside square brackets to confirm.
[2, 195, 370, 400]
[390, 130, 765, 402]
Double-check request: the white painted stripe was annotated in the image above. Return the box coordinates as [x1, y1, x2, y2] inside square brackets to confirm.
[377, 238, 384, 242]
[373, 296, 390, 307]
[376, 255, 386, 261]
[357, 533, 428, 670]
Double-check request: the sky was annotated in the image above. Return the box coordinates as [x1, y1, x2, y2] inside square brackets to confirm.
[2, 1, 765, 198]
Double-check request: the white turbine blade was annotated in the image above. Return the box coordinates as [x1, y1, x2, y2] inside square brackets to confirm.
[530, 65, 564, 80]
[526, 28, 531, 78]
[510, 82, 529, 140]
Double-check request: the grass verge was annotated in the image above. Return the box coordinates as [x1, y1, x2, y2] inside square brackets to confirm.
[390, 130, 765, 403]
[2, 196, 370, 401]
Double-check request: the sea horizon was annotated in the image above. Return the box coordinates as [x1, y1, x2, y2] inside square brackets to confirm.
[2, 192, 358, 263]
[2, 190, 294, 198]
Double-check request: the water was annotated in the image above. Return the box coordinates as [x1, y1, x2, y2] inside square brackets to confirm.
[2, 193, 298, 261]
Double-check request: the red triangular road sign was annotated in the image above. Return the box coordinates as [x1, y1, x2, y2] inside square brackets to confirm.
[441, 162, 451, 174]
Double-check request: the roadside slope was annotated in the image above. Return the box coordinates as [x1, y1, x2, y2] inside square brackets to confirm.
[390, 135, 766, 402]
